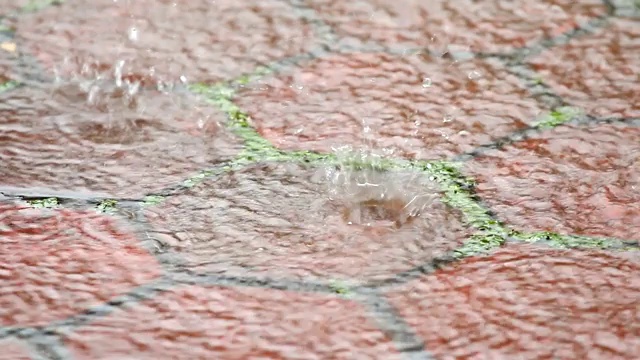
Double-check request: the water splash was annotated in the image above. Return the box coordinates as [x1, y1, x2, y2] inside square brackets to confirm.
[319, 146, 439, 228]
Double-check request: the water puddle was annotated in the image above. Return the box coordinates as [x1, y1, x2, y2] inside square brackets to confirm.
[0, 60, 240, 197]
[145, 161, 469, 282]
[1, 0, 638, 358]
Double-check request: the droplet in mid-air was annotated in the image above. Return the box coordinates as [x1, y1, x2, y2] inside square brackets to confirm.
[468, 70, 481, 80]
[422, 77, 432, 88]
[128, 27, 138, 42]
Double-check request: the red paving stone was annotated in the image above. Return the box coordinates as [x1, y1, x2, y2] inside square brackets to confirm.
[145, 162, 470, 282]
[528, 18, 640, 118]
[10, 0, 316, 84]
[465, 123, 640, 242]
[309, 0, 606, 53]
[236, 52, 541, 160]
[385, 244, 640, 360]
[0, 0, 30, 17]
[0, 84, 241, 198]
[0, 203, 160, 327]
[0, 339, 33, 360]
[64, 285, 401, 360]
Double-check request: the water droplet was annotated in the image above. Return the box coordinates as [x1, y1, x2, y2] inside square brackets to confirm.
[179, 75, 188, 83]
[443, 114, 454, 123]
[114, 60, 125, 87]
[128, 27, 138, 42]
[422, 77, 432, 88]
[468, 70, 481, 80]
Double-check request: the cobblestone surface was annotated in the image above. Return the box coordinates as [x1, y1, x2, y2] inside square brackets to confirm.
[0, 0, 639, 359]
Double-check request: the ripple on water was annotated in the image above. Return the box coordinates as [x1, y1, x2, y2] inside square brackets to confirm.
[145, 162, 470, 282]
[0, 78, 241, 198]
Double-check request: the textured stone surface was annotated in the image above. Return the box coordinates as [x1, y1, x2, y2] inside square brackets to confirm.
[0, 339, 32, 360]
[528, 18, 640, 118]
[236, 53, 541, 160]
[386, 244, 640, 359]
[309, 0, 605, 52]
[0, 0, 31, 17]
[0, 84, 240, 198]
[465, 123, 640, 242]
[65, 285, 401, 359]
[145, 163, 469, 282]
[11, 0, 315, 83]
[0, 203, 160, 327]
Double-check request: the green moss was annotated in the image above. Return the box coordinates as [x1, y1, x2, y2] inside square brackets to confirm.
[415, 160, 510, 257]
[233, 66, 272, 86]
[96, 199, 117, 214]
[190, 82, 281, 163]
[27, 197, 59, 209]
[534, 107, 582, 129]
[328, 280, 353, 296]
[531, 76, 544, 85]
[21, 0, 63, 13]
[143, 195, 164, 206]
[512, 230, 630, 250]
[182, 169, 218, 188]
[0, 81, 18, 93]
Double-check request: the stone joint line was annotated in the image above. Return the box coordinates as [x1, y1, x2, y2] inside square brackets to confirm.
[0, 0, 638, 359]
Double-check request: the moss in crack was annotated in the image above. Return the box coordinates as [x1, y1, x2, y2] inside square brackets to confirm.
[96, 199, 117, 214]
[190, 82, 281, 161]
[453, 232, 508, 259]
[531, 76, 544, 85]
[21, 0, 64, 13]
[533, 107, 582, 129]
[420, 161, 509, 257]
[27, 197, 59, 209]
[512, 230, 631, 250]
[143, 195, 164, 206]
[181, 164, 247, 188]
[233, 66, 272, 86]
[0, 81, 18, 93]
[328, 280, 355, 298]
[182, 169, 219, 188]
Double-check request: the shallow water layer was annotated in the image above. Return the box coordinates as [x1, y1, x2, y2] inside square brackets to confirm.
[1, 0, 639, 359]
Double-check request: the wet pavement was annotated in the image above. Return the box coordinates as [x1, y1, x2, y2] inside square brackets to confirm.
[0, 0, 639, 359]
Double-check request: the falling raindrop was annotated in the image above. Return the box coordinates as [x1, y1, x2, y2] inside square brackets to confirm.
[443, 114, 454, 123]
[114, 60, 125, 88]
[422, 77, 432, 88]
[128, 27, 138, 42]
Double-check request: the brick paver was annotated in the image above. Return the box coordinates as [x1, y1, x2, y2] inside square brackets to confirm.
[236, 53, 541, 160]
[0, 203, 160, 327]
[10, 0, 316, 84]
[0, 339, 33, 360]
[309, 0, 606, 53]
[64, 285, 401, 360]
[0, 84, 241, 198]
[385, 244, 640, 360]
[528, 18, 640, 118]
[1, 0, 639, 359]
[465, 123, 640, 242]
[145, 163, 469, 282]
[0, 0, 31, 17]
